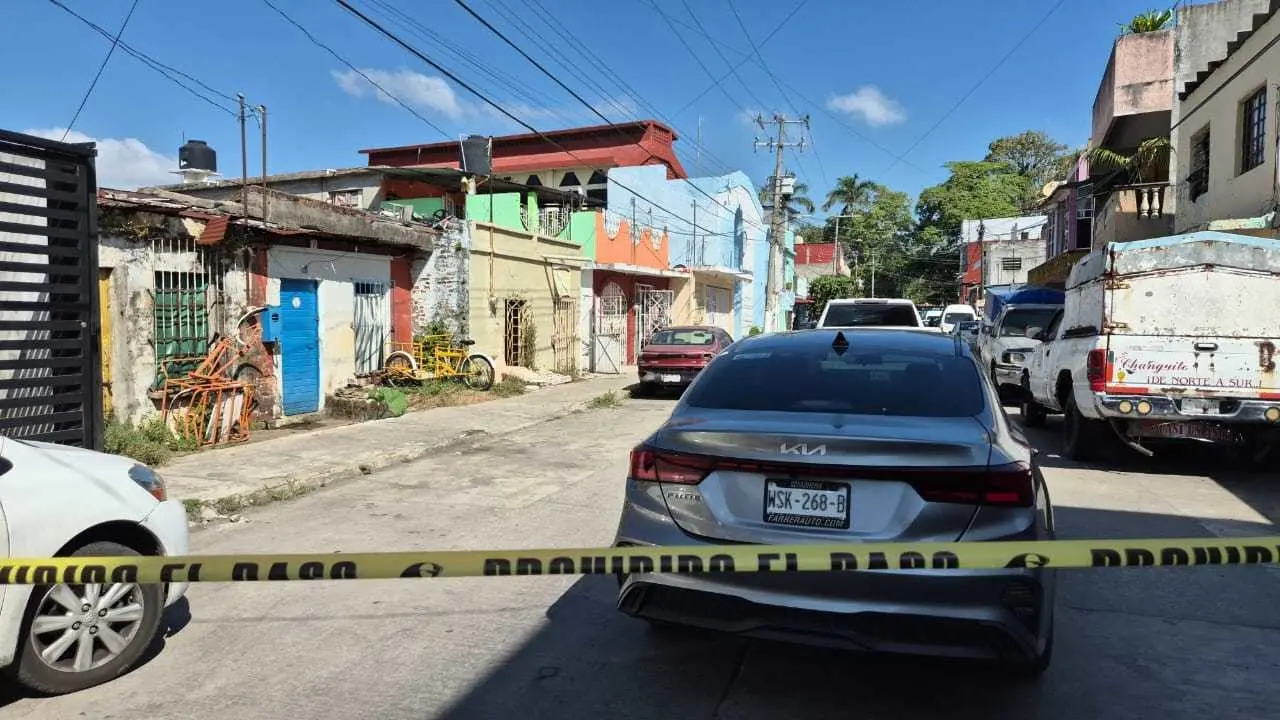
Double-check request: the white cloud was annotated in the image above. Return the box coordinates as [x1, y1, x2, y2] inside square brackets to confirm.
[22, 128, 177, 189]
[333, 68, 465, 119]
[333, 68, 643, 129]
[826, 86, 906, 127]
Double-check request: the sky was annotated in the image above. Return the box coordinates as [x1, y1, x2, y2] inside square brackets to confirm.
[2, 0, 1186, 220]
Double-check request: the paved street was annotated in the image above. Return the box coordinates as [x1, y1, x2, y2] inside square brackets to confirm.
[4, 395, 1280, 720]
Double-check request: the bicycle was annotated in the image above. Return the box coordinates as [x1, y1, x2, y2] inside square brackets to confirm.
[379, 333, 495, 391]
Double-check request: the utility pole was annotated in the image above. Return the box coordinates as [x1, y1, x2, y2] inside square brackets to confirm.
[237, 93, 248, 218]
[754, 114, 809, 331]
[831, 214, 853, 275]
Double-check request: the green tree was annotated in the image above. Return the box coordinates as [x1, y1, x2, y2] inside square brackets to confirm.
[1088, 136, 1172, 184]
[795, 223, 825, 245]
[758, 179, 815, 221]
[916, 161, 1026, 238]
[983, 130, 1077, 210]
[1121, 9, 1173, 35]
[821, 174, 877, 215]
[807, 274, 858, 319]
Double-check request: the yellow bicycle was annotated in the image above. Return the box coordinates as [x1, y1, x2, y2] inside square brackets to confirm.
[379, 334, 496, 391]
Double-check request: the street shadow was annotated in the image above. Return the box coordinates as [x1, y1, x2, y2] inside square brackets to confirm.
[0, 596, 191, 705]
[431, 504, 1280, 720]
[627, 383, 686, 402]
[1012, 410, 1280, 528]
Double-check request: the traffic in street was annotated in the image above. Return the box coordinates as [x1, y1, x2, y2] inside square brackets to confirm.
[2, 389, 1277, 720]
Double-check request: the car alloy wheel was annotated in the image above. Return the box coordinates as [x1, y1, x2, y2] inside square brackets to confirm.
[30, 582, 147, 674]
[11, 541, 164, 695]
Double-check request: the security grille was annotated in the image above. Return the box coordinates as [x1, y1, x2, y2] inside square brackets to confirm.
[0, 129, 101, 447]
[353, 280, 389, 375]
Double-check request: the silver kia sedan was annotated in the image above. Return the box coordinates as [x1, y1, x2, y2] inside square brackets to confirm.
[613, 328, 1055, 676]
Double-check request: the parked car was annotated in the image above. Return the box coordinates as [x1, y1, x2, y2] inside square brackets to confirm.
[637, 326, 734, 394]
[978, 303, 1063, 396]
[953, 319, 982, 347]
[939, 304, 978, 334]
[922, 308, 943, 328]
[614, 329, 1056, 676]
[1020, 232, 1280, 463]
[0, 436, 190, 694]
[816, 298, 922, 329]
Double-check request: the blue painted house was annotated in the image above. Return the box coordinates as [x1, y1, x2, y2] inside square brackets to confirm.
[606, 166, 791, 337]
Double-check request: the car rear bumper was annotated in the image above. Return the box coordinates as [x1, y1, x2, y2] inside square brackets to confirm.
[613, 482, 1054, 662]
[639, 367, 705, 385]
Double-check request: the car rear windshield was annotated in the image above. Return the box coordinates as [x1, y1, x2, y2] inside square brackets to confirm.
[685, 346, 985, 417]
[821, 303, 918, 327]
[648, 329, 715, 345]
[943, 312, 972, 324]
[1000, 308, 1060, 337]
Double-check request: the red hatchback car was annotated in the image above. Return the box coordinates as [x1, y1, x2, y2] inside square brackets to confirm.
[636, 325, 734, 394]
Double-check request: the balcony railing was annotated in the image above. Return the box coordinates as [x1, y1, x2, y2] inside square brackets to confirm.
[1094, 182, 1173, 247]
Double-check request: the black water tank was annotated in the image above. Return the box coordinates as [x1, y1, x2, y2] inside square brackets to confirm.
[459, 134, 492, 176]
[179, 140, 217, 172]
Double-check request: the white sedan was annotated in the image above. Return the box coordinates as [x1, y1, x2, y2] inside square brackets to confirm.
[0, 436, 189, 694]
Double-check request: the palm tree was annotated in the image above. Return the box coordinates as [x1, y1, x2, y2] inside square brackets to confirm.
[1120, 9, 1173, 35]
[758, 179, 815, 220]
[1088, 137, 1172, 183]
[821, 174, 876, 215]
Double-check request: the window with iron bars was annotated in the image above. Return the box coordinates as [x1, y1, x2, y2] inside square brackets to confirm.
[1240, 87, 1267, 174]
[153, 272, 209, 384]
[1189, 127, 1211, 201]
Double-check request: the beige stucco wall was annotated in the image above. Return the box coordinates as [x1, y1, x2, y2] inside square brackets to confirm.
[468, 222, 586, 374]
[1092, 31, 1175, 148]
[1173, 12, 1279, 232]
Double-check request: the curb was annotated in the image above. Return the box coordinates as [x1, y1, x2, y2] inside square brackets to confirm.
[184, 389, 623, 528]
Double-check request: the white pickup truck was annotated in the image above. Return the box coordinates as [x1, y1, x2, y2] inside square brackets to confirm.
[1020, 232, 1280, 463]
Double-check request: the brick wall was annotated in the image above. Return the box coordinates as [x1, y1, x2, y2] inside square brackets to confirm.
[410, 222, 470, 335]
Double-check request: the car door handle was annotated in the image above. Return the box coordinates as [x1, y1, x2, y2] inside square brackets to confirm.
[1194, 342, 1218, 352]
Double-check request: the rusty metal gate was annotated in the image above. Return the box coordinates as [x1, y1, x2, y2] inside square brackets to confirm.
[0, 129, 102, 448]
[593, 281, 626, 374]
[635, 284, 673, 351]
[551, 296, 579, 376]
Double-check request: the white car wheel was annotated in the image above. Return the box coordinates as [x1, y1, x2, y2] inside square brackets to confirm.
[11, 540, 164, 695]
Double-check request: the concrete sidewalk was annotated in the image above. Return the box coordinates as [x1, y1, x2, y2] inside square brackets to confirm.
[166, 374, 637, 518]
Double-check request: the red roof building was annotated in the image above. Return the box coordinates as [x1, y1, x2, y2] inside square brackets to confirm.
[360, 120, 687, 203]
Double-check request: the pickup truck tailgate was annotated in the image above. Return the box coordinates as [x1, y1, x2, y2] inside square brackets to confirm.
[1107, 337, 1279, 399]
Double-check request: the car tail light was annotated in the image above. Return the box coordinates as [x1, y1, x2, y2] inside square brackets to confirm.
[1086, 349, 1109, 392]
[629, 445, 1034, 505]
[910, 462, 1034, 507]
[629, 446, 713, 485]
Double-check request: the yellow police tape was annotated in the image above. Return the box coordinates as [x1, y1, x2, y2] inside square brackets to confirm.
[2, 536, 1280, 584]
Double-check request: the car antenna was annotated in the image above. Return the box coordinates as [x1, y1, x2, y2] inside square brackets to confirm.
[832, 331, 849, 356]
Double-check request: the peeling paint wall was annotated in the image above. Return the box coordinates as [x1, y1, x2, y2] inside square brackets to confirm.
[96, 212, 252, 425]
[410, 221, 470, 334]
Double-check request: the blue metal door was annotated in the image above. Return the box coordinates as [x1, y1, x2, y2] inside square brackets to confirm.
[279, 279, 320, 415]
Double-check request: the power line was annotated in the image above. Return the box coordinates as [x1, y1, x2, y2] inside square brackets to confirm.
[722, 0, 825, 184]
[673, 0, 810, 116]
[62, 0, 139, 140]
[882, 0, 1068, 174]
[332, 0, 731, 239]
[260, 0, 452, 140]
[46, 0, 237, 116]
[449, 0, 769, 233]
[652, 5, 926, 176]
[513, 0, 734, 176]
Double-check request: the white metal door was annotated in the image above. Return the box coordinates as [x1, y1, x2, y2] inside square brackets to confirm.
[636, 285, 674, 350]
[353, 281, 388, 375]
[593, 281, 626, 374]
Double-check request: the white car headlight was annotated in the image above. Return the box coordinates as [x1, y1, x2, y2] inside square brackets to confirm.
[1002, 350, 1032, 365]
[128, 464, 168, 501]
